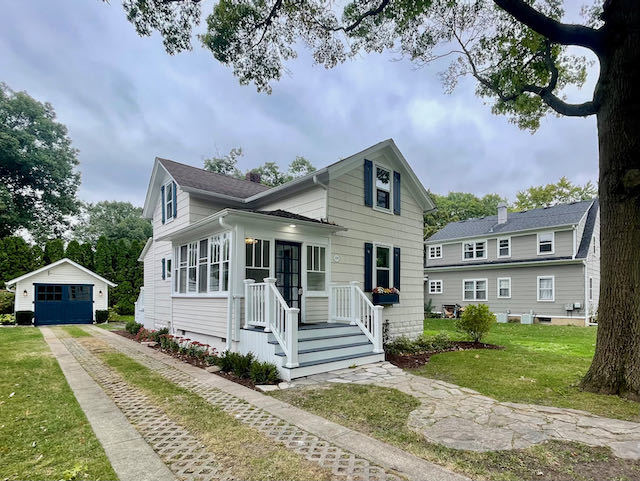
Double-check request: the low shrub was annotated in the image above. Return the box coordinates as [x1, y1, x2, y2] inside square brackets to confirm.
[217, 351, 255, 378]
[150, 327, 169, 343]
[125, 319, 143, 335]
[15, 310, 34, 326]
[159, 334, 179, 352]
[385, 332, 452, 355]
[455, 303, 496, 342]
[0, 290, 15, 314]
[249, 360, 280, 384]
[135, 328, 153, 342]
[385, 336, 419, 355]
[95, 310, 109, 323]
[0, 313, 15, 325]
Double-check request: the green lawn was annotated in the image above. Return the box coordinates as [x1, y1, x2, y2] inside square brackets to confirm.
[420, 319, 639, 421]
[0, 328, 116, 480]
[95, 322, 126, 331]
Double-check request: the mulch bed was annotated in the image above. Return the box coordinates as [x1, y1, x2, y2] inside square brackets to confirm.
[386, 341, 504, 369]
[113, 330, 260, 390]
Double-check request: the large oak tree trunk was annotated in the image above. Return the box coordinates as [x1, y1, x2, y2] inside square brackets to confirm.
[581, 0, 640, 399]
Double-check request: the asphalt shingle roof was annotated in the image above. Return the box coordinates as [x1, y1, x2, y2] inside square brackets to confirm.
[427, 200, 595, 242]
[246, 209, 337, 225]
[158, 157, 271, 199]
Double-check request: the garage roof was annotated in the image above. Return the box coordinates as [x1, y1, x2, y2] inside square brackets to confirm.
[5, 258, 117, 288]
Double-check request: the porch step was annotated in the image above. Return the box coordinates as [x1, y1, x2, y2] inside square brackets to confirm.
[269, 331, 368, 350]
[274, 341, 374, 363]
[297, 322, 362, 340]
[284, 352, 385, 379]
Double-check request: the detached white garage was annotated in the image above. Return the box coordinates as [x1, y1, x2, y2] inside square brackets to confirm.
[6, 258, 116, 326]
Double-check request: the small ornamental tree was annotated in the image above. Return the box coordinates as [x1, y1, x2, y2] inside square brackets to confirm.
[455, 304, 496, 343]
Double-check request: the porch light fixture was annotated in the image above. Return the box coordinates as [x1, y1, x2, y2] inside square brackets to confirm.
[289, 224, 296, 228]
[98, 290, 103, 297]
[245, 237, 258, 245]
[22, 289, 28, 297]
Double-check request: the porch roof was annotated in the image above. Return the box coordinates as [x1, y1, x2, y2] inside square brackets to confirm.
[155, 208, 346, 242]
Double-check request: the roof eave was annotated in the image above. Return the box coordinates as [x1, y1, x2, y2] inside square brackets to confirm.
[5, 258, 117, 288]
[424, 257, 584, 271]
[425, 222, 578, 244]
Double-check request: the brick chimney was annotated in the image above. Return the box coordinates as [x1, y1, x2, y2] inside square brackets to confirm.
[246, 171, 261, 183]
[497, 202, 508, 224]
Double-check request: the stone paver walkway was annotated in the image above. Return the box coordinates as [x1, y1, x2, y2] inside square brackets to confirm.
[286, 362, 640, 459]
[41, 328, 177, 481]
[85, 326, 468, 481]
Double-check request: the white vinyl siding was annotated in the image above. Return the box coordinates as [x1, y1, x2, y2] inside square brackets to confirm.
[463, 279, 487, 301]
[537, 275, 555, 302]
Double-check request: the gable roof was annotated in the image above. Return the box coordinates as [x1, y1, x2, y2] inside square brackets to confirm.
[158, 158, 270, 199]
[143, 139, 436, 218]
[427, 199, 596, 243]
[5, 258, 117, 288]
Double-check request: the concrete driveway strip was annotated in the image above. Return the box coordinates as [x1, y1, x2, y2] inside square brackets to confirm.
[89, 325, 471, 481]
[40, 327, 176, 481]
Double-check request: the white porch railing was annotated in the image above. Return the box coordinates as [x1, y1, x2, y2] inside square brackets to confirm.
[330, 281, 384, 353]
[244, 278, 299, 368]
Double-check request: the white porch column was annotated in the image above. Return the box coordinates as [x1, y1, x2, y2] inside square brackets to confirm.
[373, 305, 384, 353]
[328, 282, 336, 323]
[349, 281, 359, 325]
[263, 277, 277, 333]
[285, 308, 300, 368]
[243, 279, 254, 329]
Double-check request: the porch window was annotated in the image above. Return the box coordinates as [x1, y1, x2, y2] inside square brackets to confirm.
[188, 242, 197, 293]
[463, 279, 487, 301]
[375, 166, 391, 210]
[375, 245, 391, 288]
[463, 241, 486, 259]
[209, 232, 230, 292]
[198, 239, 208, 293]
[246, 239, 270, 282]
[178, 245, 187, 293]
[306, 245, 326, 291]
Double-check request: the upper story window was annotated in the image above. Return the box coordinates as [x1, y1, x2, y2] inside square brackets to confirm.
[497, 237, 511, 258]
[428, 245, 442, 259]
[375, 166, 391, 210]
[306, 245, 326, 291]
[165, 181, 174, 221]
[592, 236, 597, 254]
[375, 244, 391, 288]
[246, 238, 270, 283]
[463, 241, 486, 260]
[537, 232, 555, 255]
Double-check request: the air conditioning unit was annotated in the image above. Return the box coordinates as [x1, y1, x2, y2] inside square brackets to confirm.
[573, 302, 582, 309]
[496, 313, 508, 324]
[565, 303, 575, 311]
[521, 312, 534, 325]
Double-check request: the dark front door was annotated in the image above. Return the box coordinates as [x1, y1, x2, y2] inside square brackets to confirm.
[275, 241, 302, 321]
[34, 284, 93, 325]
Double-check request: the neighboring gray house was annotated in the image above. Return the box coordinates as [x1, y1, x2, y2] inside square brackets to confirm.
[424, 200, 600, 326]
[138, 139, 435, 379]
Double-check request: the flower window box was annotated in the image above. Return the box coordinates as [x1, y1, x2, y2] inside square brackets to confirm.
[372, 287, 399, 305]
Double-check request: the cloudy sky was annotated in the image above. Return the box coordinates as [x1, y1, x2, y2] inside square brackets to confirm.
[0, 0, 599, 207]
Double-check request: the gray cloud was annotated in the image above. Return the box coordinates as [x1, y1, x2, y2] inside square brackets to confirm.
[0, 0, 599, 207]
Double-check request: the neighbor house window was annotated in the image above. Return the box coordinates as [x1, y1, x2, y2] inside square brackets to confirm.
[375, 165, 391, 210]
[463, 241, 486, 260]
[246, 239, 270, 283]
[497, 277, 511, 298]
[537, 276, 555, 301]
[428, 245, 442, 259]
[589, 277, 593, 301]
[306, 245, 326, 291]
[429, 280, 443, 294]
[165, 181, 174, 221]
[497, 237, 511, 257]
[375, 245, 391, 288]
[537, 232, 554, 254]
[463, 279, 487, 301]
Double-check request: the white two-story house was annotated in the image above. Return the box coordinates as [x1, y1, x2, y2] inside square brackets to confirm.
[138, 139, 435, 379]
[424, 200, 600, 326]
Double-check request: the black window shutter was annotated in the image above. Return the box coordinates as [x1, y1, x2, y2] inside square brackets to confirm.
[161, 185, 166, 224]
[161, 258, 166, 280]
[393, 171, 401, 215]
[364, 242, 373, 292]
[172, 181, 178, 218]
[393, 247, 401, 290]
[364, 159, 373, 207]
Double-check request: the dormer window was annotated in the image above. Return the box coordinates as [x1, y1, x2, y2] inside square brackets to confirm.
[537, 232, 555, 255]
[497, 237, 511, 258]
[463, 240, 486, 260]
[428, 245, 442, 259]
[375, 166, 391, 210]
[165, 182, 174, 221]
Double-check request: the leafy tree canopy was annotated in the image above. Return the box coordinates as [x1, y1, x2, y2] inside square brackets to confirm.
[73, 201, 152, 244]
[0, 237, 33, 287]
[43, 239, 65, 265]
[0, 82, 80, 242]
[513, 176, 597, 211]
[203, 147, 316, 186]
[425, 191, 505, 238]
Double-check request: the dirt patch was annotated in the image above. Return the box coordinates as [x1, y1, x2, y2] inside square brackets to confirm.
[386, 341, 503, 369]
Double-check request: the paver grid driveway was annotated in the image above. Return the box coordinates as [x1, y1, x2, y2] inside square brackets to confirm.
[289, 362, 640, 458]
[67, 328, 409, 481]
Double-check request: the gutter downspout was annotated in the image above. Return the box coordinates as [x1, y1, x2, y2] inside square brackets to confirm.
[219, 215, 234, 352]
[313, 174, 330, 224]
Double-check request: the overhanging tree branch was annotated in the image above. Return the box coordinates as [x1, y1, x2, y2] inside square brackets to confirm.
[492, 0, 603, 53]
